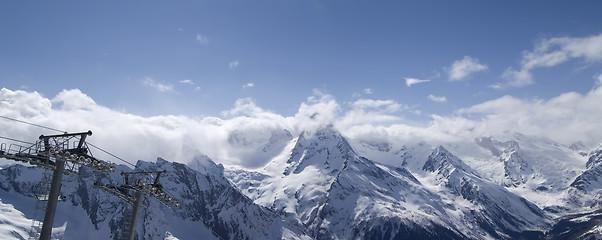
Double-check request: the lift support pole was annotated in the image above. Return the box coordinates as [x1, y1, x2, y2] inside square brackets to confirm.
[40, 158, 65, 240]
[0, 130, 117, 240]
[127, 190, 143, 240]
[94, 171, 179, 240]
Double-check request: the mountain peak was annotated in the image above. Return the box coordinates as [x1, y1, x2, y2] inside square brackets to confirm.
[298, 124, 340, 140]
[586, 146, 602, 169]
[423, 145, 473, 176]
[187, 154, 224, 175]
[285, 126, 354, 176]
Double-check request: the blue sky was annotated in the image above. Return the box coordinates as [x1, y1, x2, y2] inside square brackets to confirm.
[2, 1, 602, 122]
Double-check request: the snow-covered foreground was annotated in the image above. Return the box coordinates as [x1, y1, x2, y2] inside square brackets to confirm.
[0, 199, 31, 239]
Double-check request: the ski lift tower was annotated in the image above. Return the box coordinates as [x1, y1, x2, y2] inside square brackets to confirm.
[95, 171, 180, 240]
[0, 131, 115, 240]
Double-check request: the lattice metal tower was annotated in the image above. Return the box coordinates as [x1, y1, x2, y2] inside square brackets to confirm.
[95, 171, 180, 240]
[0, 131, 115, 240]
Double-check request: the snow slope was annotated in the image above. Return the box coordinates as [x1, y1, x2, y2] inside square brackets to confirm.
[226, 127, 553, 239]
[0, 156, 309, 240]
[0, 198, 31, 239]
[1, 127, 601, 239]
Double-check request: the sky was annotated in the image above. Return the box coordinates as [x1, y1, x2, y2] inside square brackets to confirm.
[2, 1, 602, 168]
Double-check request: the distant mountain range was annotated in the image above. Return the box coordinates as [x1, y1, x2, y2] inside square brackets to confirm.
[1, 126, 601, 239]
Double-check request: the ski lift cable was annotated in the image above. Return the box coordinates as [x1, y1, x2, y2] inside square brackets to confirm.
[2, 115, 227, 240]
[87, 142, 136, 168]
[0, 135, 34, 145]
[0, 115, 65, 133]
[0, 115, 136, 167]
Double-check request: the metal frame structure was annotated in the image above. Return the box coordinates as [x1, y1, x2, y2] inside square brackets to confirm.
[0, 131, 115, 240]
[95, 171, 180, 240]
[0, 128, 181, 240]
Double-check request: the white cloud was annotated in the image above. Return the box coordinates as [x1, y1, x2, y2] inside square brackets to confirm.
[351, 99, 404, 112]
[179, 79, 194, 85]
[243, 82, 254, 88]
[448, 56, 488, 81]
[0, 88, 295, 169]
[142, 78, 174, 92]
[456, 85, 602, 146]
[496, 33, 602, 89]
[51, 89, 97, 110]
[229, 61, 239, 69]
[493, 67, 534, 89]
[196, 34, 209, 45]
[352, 88, 373, 98]
[294, 90, 340, 133]
[221, 98, 279, 120]
[427, 94, 447, 103]
[405, 77, 431, 87]
[337, 99, 408, 130]
[596, 73, 602, 88]
[0, 88, 52, 119]
[3, 80, 602, 169]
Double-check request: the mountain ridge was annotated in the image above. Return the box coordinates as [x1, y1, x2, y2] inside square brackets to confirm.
[0, 127, 600, 239]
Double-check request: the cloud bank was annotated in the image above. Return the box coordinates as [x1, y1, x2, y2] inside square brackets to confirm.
[2, 83, 602, 169]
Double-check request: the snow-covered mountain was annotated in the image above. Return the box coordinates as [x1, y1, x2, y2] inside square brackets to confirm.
[546, 209, 602, 239]
[226, 127, 553, 239]
[475, 137, 533, 187]
[229, 127, 469, 239]
[471, 134, 587, 209]
[1, 126, 601, 239]
[422, 146, 549, 239]
[0, 156, 309, 240]
[353, 132, 591, 210]
[227, 128, 294, 169]
[571, 145, 602, 193]
[568, 145, 602, 209]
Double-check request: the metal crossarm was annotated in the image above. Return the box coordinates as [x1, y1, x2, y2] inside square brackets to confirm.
[0, 129, 180, 240]
[0, 131, 116, 240]
[95, 171, 180, 209]
[94, 171, 180, 240]
[0, 131, 116, 174]
[93, 183, 137, 206]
